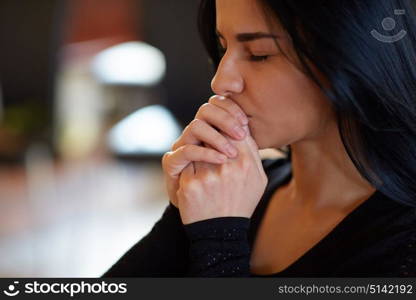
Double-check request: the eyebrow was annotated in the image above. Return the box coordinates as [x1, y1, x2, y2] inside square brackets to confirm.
[216, 30, 279, 42]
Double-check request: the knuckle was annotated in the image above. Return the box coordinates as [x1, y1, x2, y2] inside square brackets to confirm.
[180, 145, 191, 159]
[180, 181, 198, 196]
[176, 188, 187, 199]
[189, 118, 204, 130]
[208, 95, 222, 104]
[240, 159, 251, 171]
[161, 152, 170, 165]
[202, 173, 218, 187]
[199, 102, 211, 112]
[224, 161, 234, 172]
[208, 95, 220, 103]
[184, 121, 199, 138]
[171, 138, 181, 150]
[189, 119, 198, 127]
[225, 101, 245, 119]
[220, 165, 232, 177]
[162, 151, 174, 168]
[221, 140, 231, 150]
[182, 124, 190, 133]
[186, 145, 199, 160]
[210, 96, 244, 123]
[208, 96, 216, 104]
[208, 150, 219, 159]
[227, 119, 240, 131]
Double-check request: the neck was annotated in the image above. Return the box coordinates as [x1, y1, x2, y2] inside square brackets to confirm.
[284, 121, 376, 213]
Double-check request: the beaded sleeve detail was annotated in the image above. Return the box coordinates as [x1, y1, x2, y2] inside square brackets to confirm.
[184, 217, 251, 277]
[399, 230, 416, 277]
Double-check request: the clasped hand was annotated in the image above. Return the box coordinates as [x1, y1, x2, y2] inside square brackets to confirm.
[162, 95, 268, 225]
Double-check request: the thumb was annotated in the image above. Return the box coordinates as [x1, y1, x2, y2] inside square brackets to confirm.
[179, 162, 195, 186]
[241, 124, 259, 152]
[241, 125, 264, 171]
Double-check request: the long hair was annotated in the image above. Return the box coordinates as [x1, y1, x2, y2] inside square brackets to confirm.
[198, 0, 416, 207]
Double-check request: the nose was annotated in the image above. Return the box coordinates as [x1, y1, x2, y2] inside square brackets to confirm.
[210, 56, 244, 97]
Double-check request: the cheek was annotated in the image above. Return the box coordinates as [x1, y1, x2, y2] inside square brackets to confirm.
[249, 68, 333, 146]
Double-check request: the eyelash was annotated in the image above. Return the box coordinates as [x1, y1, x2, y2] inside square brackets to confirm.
[217, 45, 269, 62]
[250, 55, 269, 62]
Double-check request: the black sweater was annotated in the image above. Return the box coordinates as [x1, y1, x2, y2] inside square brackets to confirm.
[102, 158, 416, 277]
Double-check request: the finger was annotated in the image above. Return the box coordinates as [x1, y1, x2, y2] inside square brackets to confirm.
[208, 95, 249, 126]
[172, 119, 238, 158]
[163, 144, 228, 179]
[241, 125, 258, 153]
[179, 162, 195, 185]
[194, 159, 216, 174]
[227, 125, 263, 171]
[195, 102, 247, 141]
[239, 125, 264, 170]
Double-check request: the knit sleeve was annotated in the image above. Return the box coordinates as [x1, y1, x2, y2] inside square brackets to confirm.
[101, 202, 189, 277]
[184, 217, 251, 277]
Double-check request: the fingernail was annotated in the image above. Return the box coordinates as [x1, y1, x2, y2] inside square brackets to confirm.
[226, 144, 237, 157]
[238, 113, 249, 125]
[234, 126, 246, 139]
[217, 154, 227, 162]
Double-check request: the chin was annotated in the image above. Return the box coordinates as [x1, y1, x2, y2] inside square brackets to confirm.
[251, 134, 266, 150]
[249, 126, 284, 150]
[256, 136, 288, 152]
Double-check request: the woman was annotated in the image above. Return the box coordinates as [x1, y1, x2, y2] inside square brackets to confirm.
[102, 0, 416, 277]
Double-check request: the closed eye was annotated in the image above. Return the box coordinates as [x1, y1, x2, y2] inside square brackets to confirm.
[217, 43, 270, 63]
[250, 55, 269, 62]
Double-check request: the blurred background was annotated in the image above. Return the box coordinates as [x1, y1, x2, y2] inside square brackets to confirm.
[0, 0, 282, 277]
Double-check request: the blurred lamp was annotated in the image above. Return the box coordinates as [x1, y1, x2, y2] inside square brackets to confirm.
[91, 41, 166, 86]
[108, 105, 181, 156]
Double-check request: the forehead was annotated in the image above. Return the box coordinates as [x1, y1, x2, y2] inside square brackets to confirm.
[215, 0, 273, 32]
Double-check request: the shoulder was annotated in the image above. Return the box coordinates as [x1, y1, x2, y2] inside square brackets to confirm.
[334, 210, 416, 277]
[371, 209, 416, 277]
